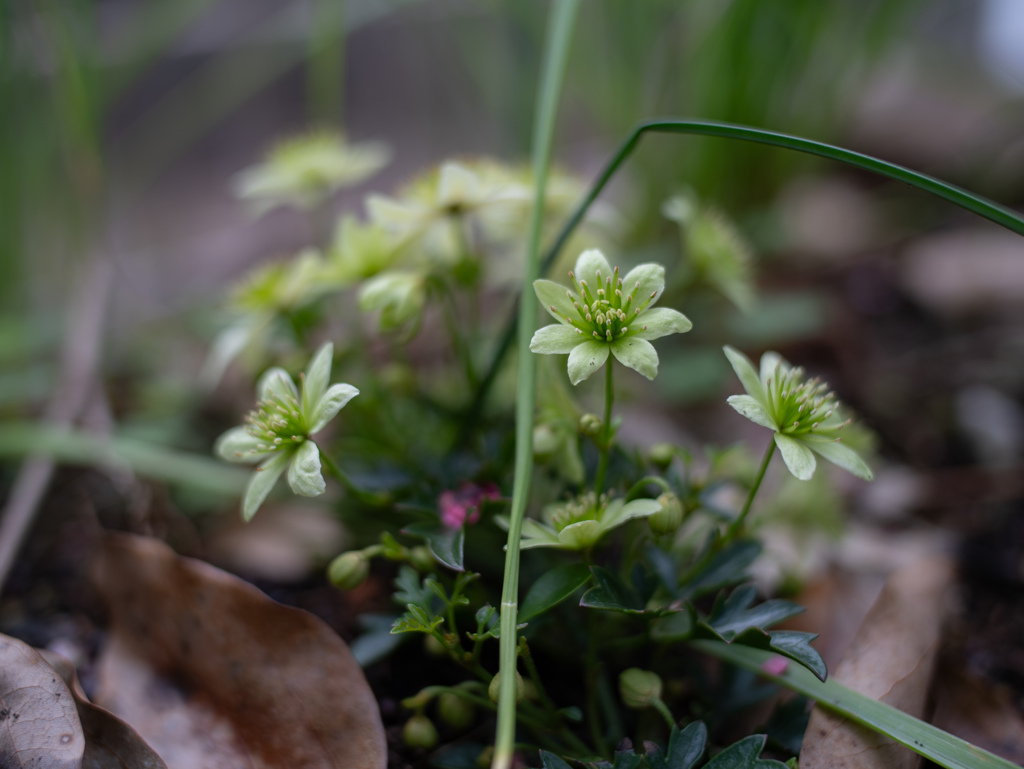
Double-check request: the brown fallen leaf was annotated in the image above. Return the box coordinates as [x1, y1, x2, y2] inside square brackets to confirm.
[799, 556, 955, 769]
[39, 650, 168, 769]
[90, 533, 386, 769]
[0, 633, 84, 769]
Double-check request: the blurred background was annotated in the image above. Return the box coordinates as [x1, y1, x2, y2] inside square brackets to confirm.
[4, 0, 1024, 717]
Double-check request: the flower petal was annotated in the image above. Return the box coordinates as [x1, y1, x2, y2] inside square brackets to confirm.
[600, 497, 662, 531]
[801, 435, 873, 480]
[534, 279, 578, 323]
[723, 346, 765, 403]
[557, 520, 603, 550]
[610, 337, 659, 380]
[567, 341, 610, 386]
[215, 426, 273, 464]
[519, 518, 564, 550]
[573, 249, 613, 293]
[622, 263, 666, 309]
[530, 324, 583, 355]
[287, 439, 327, 497]
[633, 307, 692, 340]
[759, 351, 788, 387]
[366, 194, 426, 230]
[774, 433, 816, 481]
[438, 162, 480, 207]
[242, 452, 289, 521]
[308, 383, 359, 434]
[727, 395, 777, 430]
[302, 342, 333, 418]
[257, 366, 299, 403]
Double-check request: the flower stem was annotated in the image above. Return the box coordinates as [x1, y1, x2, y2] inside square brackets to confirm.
[493, 2, 579, 767]
[594, 360, 614, 495]
[651, 697, 676, 731]
[725, 438, 776, 540]
[318, 449, 390, 506]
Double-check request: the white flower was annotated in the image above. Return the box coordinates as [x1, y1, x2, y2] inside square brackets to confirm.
[215, 343, 358, 520]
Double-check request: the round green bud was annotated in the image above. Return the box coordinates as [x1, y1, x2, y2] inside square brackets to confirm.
[649, 492, 685, 535]
[579, 413, 603, 437]
[533, 423, 560, 459]
[437, 692, 476, 731]
[423, 633, 447, 657]
[648, 442, 676, 470]
[402, 714, 438, 749]
[619, 668, 663, 709]
[327, 551, 369, 590]
[408, 545, 436, 572]
[488, 671, 525, 704]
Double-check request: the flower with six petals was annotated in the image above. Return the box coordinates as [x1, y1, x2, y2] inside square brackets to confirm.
[531, 249, 692, 385]
[502, 491, 662, 551]
[215, 342, 358, 520]
[723, 345, 872, 482]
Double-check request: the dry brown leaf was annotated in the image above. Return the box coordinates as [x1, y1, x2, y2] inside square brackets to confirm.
[39, 651, 168, 769]
[800, 557, 955, 769]
[90, 533, 385, 769]
[0, 633, 85, 769]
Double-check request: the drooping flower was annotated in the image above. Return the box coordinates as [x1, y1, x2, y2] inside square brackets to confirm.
[234, 131, 390, 214]
[501, 491, 662, 551]
[215, 342, 358, 520]
[531, 249, 692, 385]
[438, 482, 501, 529]
[723, 345, 872, 481]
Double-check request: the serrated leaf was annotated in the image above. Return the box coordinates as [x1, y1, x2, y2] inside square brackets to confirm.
[580, 566, 646, 614]
[704, 735, 767, 769]
[540, 750, 574, 769]
[699, 624, 826, 682]
[680, 540, 761, 599]
[393, 566, 436, 611]
[390, 606, 444, 635]
[521, 563, 593, 622]
[403, 521, 464, 571]
[650, 606, 695, 642]
[645, 543, 678, 592]
[645, 721, 707, 769]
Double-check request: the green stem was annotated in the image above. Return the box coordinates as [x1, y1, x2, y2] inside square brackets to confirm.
[471, 119, 1024, 415]
[437, 280, 478, 391]
[594, 360, 614, 495]
[493, 3, 580, 768]
[650, 697, 676, 731]
[625, 475, 673, 501]
[725, 439, 776, 540]
[319, 450, 390, 506]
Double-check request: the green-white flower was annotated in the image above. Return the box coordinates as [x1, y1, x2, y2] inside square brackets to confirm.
[235, 132, 390, 214]
[531, 249, 692, 385]
[723, 345, 872, 482]
[215, 342, 358, 520]
[503, 491, 662, 551]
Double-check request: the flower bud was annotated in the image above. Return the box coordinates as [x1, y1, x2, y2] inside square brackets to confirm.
[408, 545, 436, 572]
[327, 551, 369, 590]
[579, 413, 603, 437]
[437, 692, 476, 730]
[402, 714, 438, 749]
[649, 492, 684, 535]
[423, 634, 447, 657]
[648, 442, 676, 470]
[488, 671, 525, 704]
[533, 423, 560, 458]
[619, 668, 663, 709]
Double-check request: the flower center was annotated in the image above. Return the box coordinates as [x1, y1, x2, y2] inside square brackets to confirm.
[557, 266, 657, 343]
[548, 491, 606, 532]
[243, 389, 308, 453]
[769, 365, 845, 436]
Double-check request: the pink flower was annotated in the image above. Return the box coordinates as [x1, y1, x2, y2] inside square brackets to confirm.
[439, 482, 500, 529]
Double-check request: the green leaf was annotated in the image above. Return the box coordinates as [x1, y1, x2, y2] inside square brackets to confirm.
[580, 566, 645, 614]
[691, 639, 1022, 769]
[704, 585, 804, 639]
[540, 751, 574, 769]
[704, 735, 767, 769]
[403, 521, 464, 571]
[645, 721, 707, 769]
[390, 606, 444, 635]
[649, 608, 695, 642]
[350, 614, 407, 667]
[679, 540, 761, 599]
[520, 563, 593, 622]
[612, 752, 644, 769]
[393, 566, 436, 611]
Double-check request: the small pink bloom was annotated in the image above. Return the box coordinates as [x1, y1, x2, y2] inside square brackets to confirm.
[761, 656, 789, 676]
[438, 482, 501, 529]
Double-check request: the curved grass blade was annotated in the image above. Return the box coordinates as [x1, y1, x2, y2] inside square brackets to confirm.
[690, 639, 1019, 769]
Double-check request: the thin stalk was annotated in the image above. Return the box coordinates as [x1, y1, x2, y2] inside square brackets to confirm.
[725, 439, 776, 540]
[651, 697, 676, 731]
[319, 450, 390, 506]
[471, 119, 1024, 414]
[594, 361, 614, 495]
[493, 2, 580, 768]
